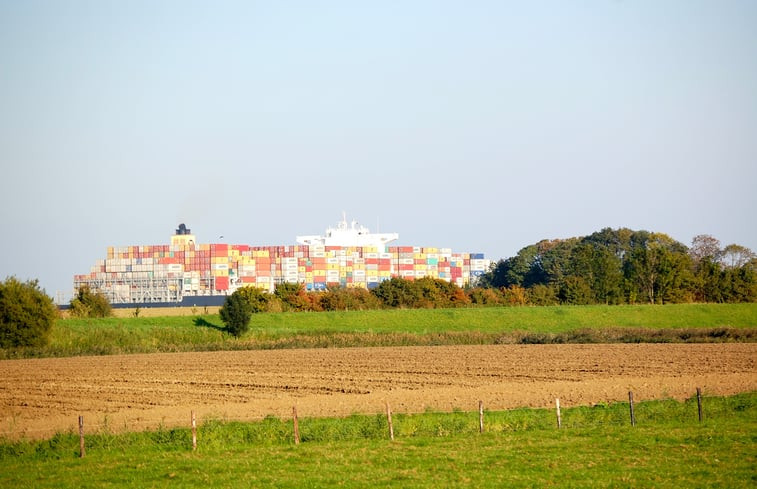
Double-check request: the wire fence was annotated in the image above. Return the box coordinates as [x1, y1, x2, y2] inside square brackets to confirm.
[2, 387, 736, 458]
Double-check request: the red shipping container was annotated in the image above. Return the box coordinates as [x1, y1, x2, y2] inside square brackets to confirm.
[215, 276, 229, 290]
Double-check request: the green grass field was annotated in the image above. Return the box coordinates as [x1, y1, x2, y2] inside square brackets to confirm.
[1, 393, 754, 488]
[2, 303, 756, 358]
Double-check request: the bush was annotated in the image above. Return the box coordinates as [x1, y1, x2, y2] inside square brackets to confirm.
[0, 277, 58, 348]
[69, 285, 112, 318]
[219, 289, 253, 337]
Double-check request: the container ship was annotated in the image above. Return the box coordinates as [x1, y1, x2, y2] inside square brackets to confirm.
[73, 217, 491, 307]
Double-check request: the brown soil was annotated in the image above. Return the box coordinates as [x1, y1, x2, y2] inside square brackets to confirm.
[1, 344, 755, 439]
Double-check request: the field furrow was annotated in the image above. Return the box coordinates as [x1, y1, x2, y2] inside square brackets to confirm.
[1, 343, 755, 438]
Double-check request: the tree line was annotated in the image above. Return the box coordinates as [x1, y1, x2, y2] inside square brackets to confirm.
[478, 228, 756, 305]
[218, 228, 756, 336]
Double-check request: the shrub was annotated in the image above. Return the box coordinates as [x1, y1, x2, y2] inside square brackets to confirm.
[69, 284, 112, 318]
[0, 277, 58, 348]
[219, 289, 253, 337]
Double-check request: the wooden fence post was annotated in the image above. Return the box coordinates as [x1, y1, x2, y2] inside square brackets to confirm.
[555, 399, 562, 429]
[78, 415, 85, 458]
[628, 392, 636, 427]
[386, 402, 394, 441]
[696, 387, 703, 422]
[191, 411, 197, 451]
[293, 406, 300, 445]
[479, 400, 484, 434]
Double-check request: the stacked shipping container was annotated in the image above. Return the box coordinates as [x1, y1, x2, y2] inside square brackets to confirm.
[74, 238, 490, 304]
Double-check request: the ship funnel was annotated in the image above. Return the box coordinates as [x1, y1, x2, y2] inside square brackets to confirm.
[176, 223, 191, 235]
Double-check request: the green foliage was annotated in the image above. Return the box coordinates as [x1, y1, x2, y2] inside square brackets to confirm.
[481, 227, 756, 305]
[69, 284, 112, 318]
[526, 284, 559, 306]
[318, 285, 382, 311]
[0, 277, 58, 348]
[235, 286, 274, 313]
[371, 277, 469, 309]
[219, 290, 253, 337]
[558, 276, 595, 305]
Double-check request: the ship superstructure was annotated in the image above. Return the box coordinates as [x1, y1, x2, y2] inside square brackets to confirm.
[296, 213, 399, 248]
[74, 218, 490, 306]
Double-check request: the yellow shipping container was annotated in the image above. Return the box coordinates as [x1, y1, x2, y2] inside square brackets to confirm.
[379, 271, 391, 278]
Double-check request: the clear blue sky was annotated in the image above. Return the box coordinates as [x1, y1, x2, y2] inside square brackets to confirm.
[1, 1, 756, 301]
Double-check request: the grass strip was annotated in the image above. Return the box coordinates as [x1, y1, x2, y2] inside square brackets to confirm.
[0, 393, 754, 488]
[2, 303, 756, 359]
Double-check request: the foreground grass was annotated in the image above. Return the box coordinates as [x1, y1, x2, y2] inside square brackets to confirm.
[2, 303, 756, 358]
[1, 393, 754, 487]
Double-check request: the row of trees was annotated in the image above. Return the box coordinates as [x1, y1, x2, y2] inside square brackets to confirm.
[478, 229, 757, 305]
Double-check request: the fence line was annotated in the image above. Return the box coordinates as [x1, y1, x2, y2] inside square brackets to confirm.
[0, 387, 715, 439]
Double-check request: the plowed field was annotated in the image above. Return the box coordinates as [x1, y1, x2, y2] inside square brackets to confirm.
[1, 344, 755, 438]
